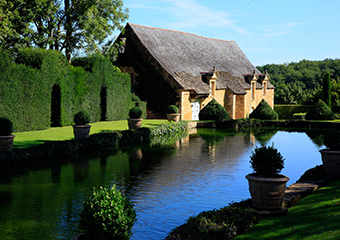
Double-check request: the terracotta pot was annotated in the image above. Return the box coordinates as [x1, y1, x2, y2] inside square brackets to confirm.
[128, 118, 143, 130]
[0, 135, 15, 151]
[320, 149, 340, 177]
[73, 125, 91, 139]
[166, 113, 180, 122]
[246, 173, 289, 210]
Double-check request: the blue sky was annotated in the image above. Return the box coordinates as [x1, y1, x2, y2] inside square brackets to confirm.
[116, 0, 340, 66]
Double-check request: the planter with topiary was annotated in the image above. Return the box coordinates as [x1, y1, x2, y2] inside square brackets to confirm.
[78, 185, 136, 240]
[0, 117, 15, 151]
[319, 133, 340, 177]
[128, 107, 143, 130]
[166, 105, 180, 122]
[73, 111, 91, 139]
[245, 144, 289, 212]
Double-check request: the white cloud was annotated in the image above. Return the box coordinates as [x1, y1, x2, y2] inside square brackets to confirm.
[259, 22, 302, 38]
[154, 0, 249, 35]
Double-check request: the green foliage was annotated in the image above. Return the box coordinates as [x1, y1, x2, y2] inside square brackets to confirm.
[74, 111, 91, 125]
[250, 144, 285, 177]
[249, 99, 278, 120]
[258, 59, 340, 105]
[305, 99, 336, 120]
[0, 117, 13, 135]
[166, 205, 260, 240]
[151, 121, 188, 137]
[0, 0, 129, 60]
[274, 105, 313, 119]
[129, 107, 142, 119]
[131, 93, 147, 119]
[80, 185, 136, 240]
[298, 165, 333, 182]
[0, 49, 141, 132]
[322, 72, 332, 109]
[199, 99, 229, 122]
[166, 105, 179, 114]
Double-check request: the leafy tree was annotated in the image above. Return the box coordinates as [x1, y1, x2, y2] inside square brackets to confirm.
[0, 0, 129, 61]
[322, 72, 332, 109]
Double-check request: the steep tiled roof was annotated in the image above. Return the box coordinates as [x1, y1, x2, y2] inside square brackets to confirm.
[125, 23, 273, 94]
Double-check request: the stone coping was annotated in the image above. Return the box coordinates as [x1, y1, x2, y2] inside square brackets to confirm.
[283, 180, 327, 208]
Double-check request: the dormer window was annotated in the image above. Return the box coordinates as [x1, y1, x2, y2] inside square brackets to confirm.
[263, 81, 267, 95]
[251, 81, 255, 100]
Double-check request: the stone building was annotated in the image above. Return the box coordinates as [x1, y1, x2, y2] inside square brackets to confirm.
[115, 23, 274, 120]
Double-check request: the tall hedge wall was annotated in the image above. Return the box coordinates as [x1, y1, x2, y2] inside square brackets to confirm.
[0, 48, 144, 132]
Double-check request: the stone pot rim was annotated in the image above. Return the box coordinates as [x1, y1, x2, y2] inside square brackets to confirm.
[246, 173, 289, 182]
[128, 118, 143, 120]
[320, 148, 340, 153]
[72, 125, 91, 128]
[0, 135, 15, 138]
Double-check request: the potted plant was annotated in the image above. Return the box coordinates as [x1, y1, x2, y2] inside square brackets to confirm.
[0, 117, 15, 151]
[166, 105, 180, 122]
[128, 107, 143, 130]
[320, 133, 340, 177]
[245, 144, 289, 211]
[73, 111, 91, 139]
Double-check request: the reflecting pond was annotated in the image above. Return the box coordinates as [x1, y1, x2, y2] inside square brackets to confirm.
[0, 129, 326, 240]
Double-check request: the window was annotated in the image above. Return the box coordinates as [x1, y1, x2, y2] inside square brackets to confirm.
[210, 80, 216, 97]
[251, 82, 255, 100]
[263, 82, 267, 95]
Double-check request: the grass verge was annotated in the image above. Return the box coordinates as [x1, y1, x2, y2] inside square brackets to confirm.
[13, 120, 167, 149]
[235, 179, 340, 240]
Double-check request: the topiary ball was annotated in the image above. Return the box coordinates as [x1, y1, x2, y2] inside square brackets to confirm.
[129, 107, 142, 119]
[166, 105, 179, 114]
[249, 99, 278, 120]
[74, 111, 91, 125]
[305, 99, 335, 120]
[199, 99, 229, 122]
[0, 117, 13, 136]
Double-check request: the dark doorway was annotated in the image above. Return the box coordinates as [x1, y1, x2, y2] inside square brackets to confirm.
[100, 86, 107, 121]
[51, 84, 61, 127]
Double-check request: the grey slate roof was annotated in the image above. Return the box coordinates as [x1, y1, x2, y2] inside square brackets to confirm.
[127, 23, 273, 94]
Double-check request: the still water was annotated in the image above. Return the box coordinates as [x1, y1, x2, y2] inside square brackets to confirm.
[0, 129, 325, 240]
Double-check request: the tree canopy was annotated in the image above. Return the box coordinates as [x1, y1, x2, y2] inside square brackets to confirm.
[257, 59, 340, 105]
[0, 0, 129, 61]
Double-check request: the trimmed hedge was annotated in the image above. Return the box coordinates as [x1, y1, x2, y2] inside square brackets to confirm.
[305, 99, 336, 120]
[199, 99, 229, 122]
[250, 99, 278, 120]
[0, 48, 145, 132]
[274, 105, 313, 119]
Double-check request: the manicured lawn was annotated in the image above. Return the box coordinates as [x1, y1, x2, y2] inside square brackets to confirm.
[13, 119, 167, 149]
[235, 179, 340, 240]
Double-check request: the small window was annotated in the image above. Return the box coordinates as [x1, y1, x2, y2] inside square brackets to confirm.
[251, 82, 255, 100]
[210, 80, 216, 97]
[263, 82, 267, 95]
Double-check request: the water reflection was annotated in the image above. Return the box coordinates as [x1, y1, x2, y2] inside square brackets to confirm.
[0, 129, 326, 240]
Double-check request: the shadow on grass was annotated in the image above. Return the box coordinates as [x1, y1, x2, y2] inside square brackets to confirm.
[13, 140, 47, 149]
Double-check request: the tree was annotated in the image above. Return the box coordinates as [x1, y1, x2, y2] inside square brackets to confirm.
[0, 0, 129, 61]
[322, 72, 332, 109]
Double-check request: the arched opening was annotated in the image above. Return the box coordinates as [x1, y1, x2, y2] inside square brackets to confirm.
[51, 84, 61, 127]
[100, 86, 107, 121]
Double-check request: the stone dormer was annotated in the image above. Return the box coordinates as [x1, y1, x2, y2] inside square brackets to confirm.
[201, 66, 218, 97]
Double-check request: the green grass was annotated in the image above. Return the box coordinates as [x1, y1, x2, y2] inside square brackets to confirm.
[13, 119, 167, 149]
[235, 179, 340, 240]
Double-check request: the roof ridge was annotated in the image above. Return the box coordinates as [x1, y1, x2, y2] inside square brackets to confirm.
[128, 23, 235, 43]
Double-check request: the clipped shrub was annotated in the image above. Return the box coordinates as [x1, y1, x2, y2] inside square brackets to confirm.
[274, 105, 313, 119]
[74, 111, 91, 125]
[199, 99, 229, 122]
[129, 107, 142, 119]
[0, 117, 13, 136]
[166, 105, 179, 114]
[305, 99, 336, 120]
[249, 99, 278, 120]
[80, 185, 136, 240]
[166, 205, 259, 240]
[250, 144, 285, 177]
